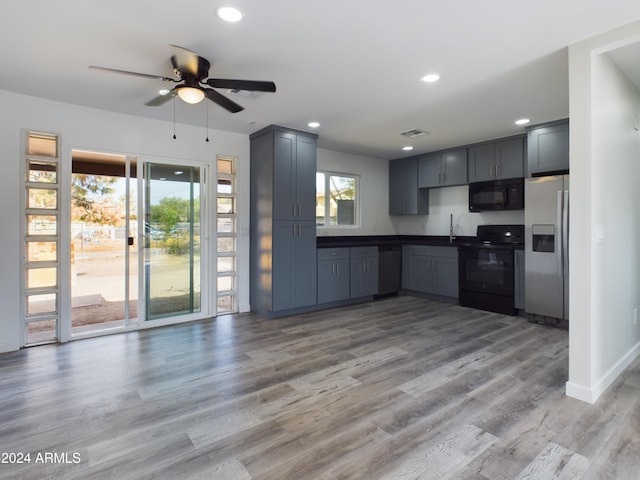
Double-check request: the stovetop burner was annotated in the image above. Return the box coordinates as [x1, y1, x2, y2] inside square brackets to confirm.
[475, 224, 524, 246]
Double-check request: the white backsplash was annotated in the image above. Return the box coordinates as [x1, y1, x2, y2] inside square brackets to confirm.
[390, 185, 524, 237]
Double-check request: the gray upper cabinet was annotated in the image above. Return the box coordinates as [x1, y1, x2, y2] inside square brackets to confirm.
[418, 149, 467, 188]
[389, 157, 429, 215]
[250, 125, 319, 316]
[527, 120, 569, 176]
[468, 137, 524, 183]
[273, 132, 316, 221]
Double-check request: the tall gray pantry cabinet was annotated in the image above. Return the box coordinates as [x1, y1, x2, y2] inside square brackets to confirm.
[250, 126, 319, 316]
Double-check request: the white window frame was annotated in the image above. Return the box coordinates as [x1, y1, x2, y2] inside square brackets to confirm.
[316, 170, 360, 229]
[216, 156, 237, 314]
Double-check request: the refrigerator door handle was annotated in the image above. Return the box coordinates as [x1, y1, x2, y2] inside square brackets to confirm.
[556, 190, 563, 277]
[562, 189, 569, 278]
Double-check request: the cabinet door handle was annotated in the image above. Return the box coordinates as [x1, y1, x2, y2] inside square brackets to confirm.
[496, 163, 501, 176]
[442, 172, 446, 183]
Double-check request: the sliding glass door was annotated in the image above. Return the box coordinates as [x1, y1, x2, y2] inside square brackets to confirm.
[143, 162, 203, 320]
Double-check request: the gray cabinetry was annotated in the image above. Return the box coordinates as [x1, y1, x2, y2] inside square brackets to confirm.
[389, 157, 429, 215]
[402, 245, 458, 298]
[514, 249, 525, 310]
[273, 131, 316, 221]
[468, 137, 524, 183]
[317, 248, 350, 304]
[250, 125, 319, 316]
[418, 149, 467, 188]
[527, 120, 569, 176]
[273, 221, 318, 310]
[350, 246, 379, 298]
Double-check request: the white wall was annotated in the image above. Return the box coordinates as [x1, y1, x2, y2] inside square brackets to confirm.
[317, 148, 524, 238]
[567, 22, 640, 403]
[316, 148, 394, 236]
[0, 89, 250, 353]
[390, 185, 524, 237]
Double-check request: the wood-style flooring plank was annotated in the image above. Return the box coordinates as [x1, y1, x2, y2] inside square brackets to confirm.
[1, 296, 640, 479]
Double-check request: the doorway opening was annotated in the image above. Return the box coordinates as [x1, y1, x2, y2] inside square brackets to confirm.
[70, 151, 137, 334]
[69, 151, 208, 337]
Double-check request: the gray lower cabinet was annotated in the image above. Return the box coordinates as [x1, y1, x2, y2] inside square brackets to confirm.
[468, 137, 524, 182]
[350, 246, 379, 298]
[389, 157, 429, 215]
[273, 221, 318, 311]
[418, 149, 467, 188]
[527, 119, 569, 175]
[402, 245, 459, 298]
[514, 249, 525, 310]
[317, 248, 350, 304]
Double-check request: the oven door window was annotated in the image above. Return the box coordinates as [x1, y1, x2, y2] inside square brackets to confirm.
[459, 248, 514, 295]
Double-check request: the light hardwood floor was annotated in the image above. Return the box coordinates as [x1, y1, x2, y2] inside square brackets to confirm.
[1, 296, 639, 479]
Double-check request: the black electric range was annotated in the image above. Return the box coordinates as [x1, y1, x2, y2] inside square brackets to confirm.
[458, 225, 524, 315]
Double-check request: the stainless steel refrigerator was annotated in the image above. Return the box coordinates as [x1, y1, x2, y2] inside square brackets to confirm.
[524, 175, 569, 324]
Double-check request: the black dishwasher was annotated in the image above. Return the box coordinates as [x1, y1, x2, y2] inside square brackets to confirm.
[377, 245, 402, 296]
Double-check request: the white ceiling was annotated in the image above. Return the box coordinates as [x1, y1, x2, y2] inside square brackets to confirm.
[2, 1, 640, 159]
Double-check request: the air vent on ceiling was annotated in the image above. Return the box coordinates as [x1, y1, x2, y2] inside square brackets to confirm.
[399, 128, 429, 138]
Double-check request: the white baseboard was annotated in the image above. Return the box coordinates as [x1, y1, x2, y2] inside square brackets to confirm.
[566, 340, 640, 404]
[239, 303, 251, 314]
[565, 381, 597, 404]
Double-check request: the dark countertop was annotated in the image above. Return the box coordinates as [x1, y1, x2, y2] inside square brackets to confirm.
[316, 234, 524, 250]
[317, 235, 476, 249]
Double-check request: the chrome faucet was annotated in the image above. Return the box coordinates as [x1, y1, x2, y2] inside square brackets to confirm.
[449, 214, 456, 244]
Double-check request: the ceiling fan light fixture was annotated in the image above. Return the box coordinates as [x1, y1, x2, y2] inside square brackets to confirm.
[177, 86, 205, 104]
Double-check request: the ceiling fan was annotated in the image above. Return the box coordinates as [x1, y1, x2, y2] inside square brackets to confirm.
[89, 45, 276, 113]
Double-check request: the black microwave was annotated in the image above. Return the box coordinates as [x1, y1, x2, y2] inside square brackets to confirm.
[468, 178, 524, 212]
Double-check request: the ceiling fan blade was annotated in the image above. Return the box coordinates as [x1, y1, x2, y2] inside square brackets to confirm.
[170, 45, 210, 79]
[204, 88, 244, 113]
[206, 78, 276, 92]
[145, 90, 176, 106]
[89, 65, 175, 82]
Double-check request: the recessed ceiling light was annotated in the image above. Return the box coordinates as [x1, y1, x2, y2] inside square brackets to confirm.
[308, 121, 320, 129]
[420, 73, 440, 83]
[515, 118, 530, 126]
[402, 146, 414, 151]
[174, 170, 184, 175]
[217, 6, 243, 22]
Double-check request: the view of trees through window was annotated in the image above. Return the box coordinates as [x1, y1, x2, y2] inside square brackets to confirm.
[316, 172, 358, 227]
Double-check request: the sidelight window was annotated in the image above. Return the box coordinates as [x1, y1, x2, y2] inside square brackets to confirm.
[216, 156, 237, 313]
[22, 131, 60, 345]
